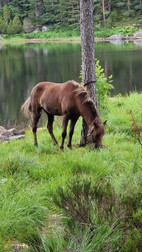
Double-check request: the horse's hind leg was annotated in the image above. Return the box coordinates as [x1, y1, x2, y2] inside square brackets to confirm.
[47, 114, 58, 145]
[60, 114, 69, 150]
[67, 116, 79, 149]
[32, 112, 41, 146]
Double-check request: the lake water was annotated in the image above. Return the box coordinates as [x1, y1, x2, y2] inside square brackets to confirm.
[0, 41, 142, 128]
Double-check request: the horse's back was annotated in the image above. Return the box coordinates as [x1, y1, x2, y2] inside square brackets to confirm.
[30, 80, 81, 115]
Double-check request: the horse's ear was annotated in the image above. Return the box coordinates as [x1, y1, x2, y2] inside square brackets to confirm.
[103, 120, 107, 125]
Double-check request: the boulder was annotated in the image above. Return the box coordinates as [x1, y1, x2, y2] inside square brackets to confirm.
[42, 26, 49, 32]
[109, 34, 124, 41]
[23, 19, 35, 33]
[133, 31, 142, 38]
[32, 28, 40, 33]
[0, 126, 6, 134]
[0, 126, 25, 142]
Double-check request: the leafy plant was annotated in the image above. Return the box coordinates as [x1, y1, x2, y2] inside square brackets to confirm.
[80, 59, 113, 110]
[129, 109, 142, 146]
[95, 59, 113, 109]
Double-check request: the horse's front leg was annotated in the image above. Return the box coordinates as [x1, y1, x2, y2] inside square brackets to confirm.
[47, 114, 58, 145]
[60, 115, 69, 150]
[32, 112, 41, 146]
[67, 116, 79, 149]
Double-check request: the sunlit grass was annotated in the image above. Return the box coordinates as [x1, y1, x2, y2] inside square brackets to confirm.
[0, 92, 142, 251]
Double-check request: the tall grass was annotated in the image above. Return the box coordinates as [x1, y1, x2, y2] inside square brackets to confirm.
[0, 92, 142, 251]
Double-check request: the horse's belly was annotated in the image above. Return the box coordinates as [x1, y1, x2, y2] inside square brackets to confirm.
[45, 106, 62, 116]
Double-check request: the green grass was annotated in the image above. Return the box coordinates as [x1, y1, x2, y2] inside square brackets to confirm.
[1, 25, 141, 42]
[0, 92, 142, 251]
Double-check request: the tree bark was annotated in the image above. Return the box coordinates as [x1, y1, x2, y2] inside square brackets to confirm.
[102, 0, 106, 27]
[108, 0, 112, 14]
[80, 0, 97, 146]
[127, 0, 130, 15]
[140, 0, 142, 15]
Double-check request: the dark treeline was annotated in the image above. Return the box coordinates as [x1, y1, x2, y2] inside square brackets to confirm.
[0, 0, 142, 35]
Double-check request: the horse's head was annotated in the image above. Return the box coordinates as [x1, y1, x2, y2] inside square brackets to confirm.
[87, 118, 107, 148]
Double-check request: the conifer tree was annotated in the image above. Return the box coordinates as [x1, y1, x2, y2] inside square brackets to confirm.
[3, 5, 10, 25]
[12, 15, 22, 34]
[7, 19, 13, 35]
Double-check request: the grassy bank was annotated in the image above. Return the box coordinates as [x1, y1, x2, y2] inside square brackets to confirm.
[0, 92, 142, 251]
[1, 25, 142, 43]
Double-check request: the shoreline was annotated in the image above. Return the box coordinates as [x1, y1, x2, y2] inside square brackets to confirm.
[1, 36, 142, 44]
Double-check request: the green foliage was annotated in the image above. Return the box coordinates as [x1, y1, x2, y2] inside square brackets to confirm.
[95, 25, 138, 38]
[1, 0, 142, 35]
[53, 177, 124, 251]
[3, 5, 10, 25]
[0, 17, 7, 33]
[80, 59, 113, 110]
[107, 10, 119, 26]
[95, 59, 113, 109]
[0, 93, 142, 250]
[12, 15, 22, 34]
[7, 19, 13, 35]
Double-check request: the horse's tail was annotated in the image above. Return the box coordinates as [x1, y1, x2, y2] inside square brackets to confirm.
[21, 97, 32, 119]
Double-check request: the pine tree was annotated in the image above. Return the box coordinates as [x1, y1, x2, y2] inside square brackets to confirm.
[12, 15, 22, 34]
[7, 19, 13, 35]
[0, 17, 7, 33]
[3, 5, 10, 25]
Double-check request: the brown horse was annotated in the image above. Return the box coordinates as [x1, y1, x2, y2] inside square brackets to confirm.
[21, 80, 106, 149]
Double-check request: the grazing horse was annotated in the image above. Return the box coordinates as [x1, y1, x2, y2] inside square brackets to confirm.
[21, 80, 106, 149]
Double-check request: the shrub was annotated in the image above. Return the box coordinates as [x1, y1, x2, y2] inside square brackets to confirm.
[108, 10, 119, 25]
[80, 59, 113, 110]
[0, 17, 7, 33]
[7, 19, 13, 35]
[95, 59, 113, 109]
[12, 16, 22, 34]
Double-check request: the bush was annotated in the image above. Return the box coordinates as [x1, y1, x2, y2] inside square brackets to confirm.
[12, 16, 22, 34]
[95, 59, 113, 109]
[108, 10, 119, 26]
[7, 19, 13, 35]
[0, 17, 7, 33]
[80, 59, 113, 110]
[53, 177, 125, 251]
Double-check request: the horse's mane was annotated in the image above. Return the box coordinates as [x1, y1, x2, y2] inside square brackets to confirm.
[73, 83, 98, 117]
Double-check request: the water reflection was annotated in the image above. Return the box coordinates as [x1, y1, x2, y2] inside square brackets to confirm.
[0, 41, 142, 128]
[0, 43, 81, 128]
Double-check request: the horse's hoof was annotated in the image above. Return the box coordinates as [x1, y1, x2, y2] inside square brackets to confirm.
[60, 146, 64, 151]
[67, 145, 72, 149]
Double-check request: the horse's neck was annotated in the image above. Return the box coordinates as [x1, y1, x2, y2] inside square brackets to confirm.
[79, 101, 98, 126]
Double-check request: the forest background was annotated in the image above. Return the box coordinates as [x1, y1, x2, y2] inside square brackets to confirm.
[0, 0, 142, 37]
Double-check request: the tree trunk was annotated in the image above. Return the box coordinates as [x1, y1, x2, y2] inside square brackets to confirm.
[80, 0, 97, 146]
[127, 0, 130, 15]
[102, 0, 106, 27]
[140, 0, 142, 15]
[108, 0, 112, 14]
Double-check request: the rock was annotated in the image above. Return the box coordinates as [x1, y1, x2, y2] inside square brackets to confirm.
[1, 128, 25, 137]
[23, 19, 35, 33]
[0, 126, 6, 134]
[9, 135, 25, 141]
[11, 243, 29, 251]
[0, 135, 9, 142]
[42, 26, 49, 32]
[0, 126, 25, 142]
[109, 34, 124, 41]
[133, 31, 142, 38]
[32, 28, 40, 33]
